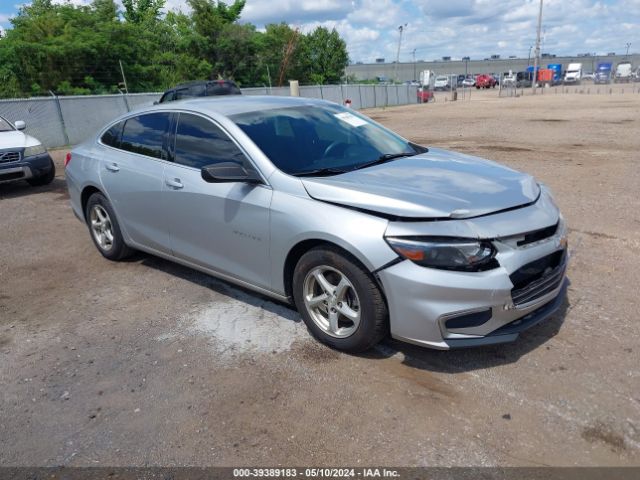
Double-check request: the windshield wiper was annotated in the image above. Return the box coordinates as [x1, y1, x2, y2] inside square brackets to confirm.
[352, 151, 418, 171]
[293, 167, 348, 177]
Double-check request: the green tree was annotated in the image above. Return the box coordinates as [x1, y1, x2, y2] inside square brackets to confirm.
[0, 0, 351, 97]
[121, 0, 165, 24]
[303, 27, 349, 84]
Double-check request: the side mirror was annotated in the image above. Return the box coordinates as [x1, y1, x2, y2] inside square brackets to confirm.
[201, 162, 261, 184]
[153, 101, 159, 105]
[14, 120, 26, 130]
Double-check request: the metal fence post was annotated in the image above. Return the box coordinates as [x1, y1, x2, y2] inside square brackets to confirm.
[358, 85, 363, 109]
[50, 92, 70, 146]
[122, 94, 131, 112]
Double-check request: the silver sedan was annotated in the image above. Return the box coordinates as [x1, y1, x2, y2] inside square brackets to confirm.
[65, 96, 568, 352]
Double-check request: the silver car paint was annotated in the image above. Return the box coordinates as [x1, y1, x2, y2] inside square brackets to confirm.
[99, 148, 171, 254]
[302, 148, 540, 219]
[66, 96, 567, 349]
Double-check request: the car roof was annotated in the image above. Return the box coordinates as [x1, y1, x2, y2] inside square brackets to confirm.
[129, 95, 334, 119]
[170, 79, 238, 90]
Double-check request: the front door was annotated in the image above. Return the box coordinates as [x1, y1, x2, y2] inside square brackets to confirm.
[162, 112, 273, 290]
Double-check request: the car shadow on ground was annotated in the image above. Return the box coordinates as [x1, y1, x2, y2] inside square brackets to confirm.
[363, 286, 571, 374]
[139, 249, 570, 373]
[137, 253, 301, 323]
[0, 177, 69, 200]
[129, 249, 570, 373]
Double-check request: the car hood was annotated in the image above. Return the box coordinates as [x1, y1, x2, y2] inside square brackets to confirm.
[0, 130, 40, 149]
[301, 148, 540, 219]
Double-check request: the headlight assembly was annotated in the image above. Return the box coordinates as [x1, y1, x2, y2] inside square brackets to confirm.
[385, 236, 498, 272]
[23, 144, 46, 157]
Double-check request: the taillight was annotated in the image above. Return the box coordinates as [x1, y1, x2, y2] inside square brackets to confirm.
[64, 152, 72, 167]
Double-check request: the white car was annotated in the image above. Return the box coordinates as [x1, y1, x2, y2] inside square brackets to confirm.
[434, 76, 450, 90]
[0, 115, 55, 186]
[462, 77, 476, 87]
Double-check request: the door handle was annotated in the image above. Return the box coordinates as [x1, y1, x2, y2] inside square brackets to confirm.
[165, 178, 184, 189]
[105, 162, 119, 172]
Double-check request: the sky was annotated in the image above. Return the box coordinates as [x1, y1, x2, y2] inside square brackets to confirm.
[1, 0, 638, 63]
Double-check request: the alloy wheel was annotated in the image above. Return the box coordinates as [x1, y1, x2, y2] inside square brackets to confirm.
[302, 265, 361, 338]
[90, 204, 114, 252]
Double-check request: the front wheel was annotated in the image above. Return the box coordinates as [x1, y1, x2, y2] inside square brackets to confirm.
[293, 247, 388, 352]
[85, 192, 134, 261]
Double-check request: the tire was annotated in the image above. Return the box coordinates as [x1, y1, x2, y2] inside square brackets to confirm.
[85, 192, 134, 261]
[27, 160, 55, 186]
[293, 246, 388, 352]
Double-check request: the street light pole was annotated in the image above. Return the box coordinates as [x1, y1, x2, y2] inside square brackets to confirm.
[532, 0, 544, 94]
[625, 42, 631, 59]
[412, 48, 417, 82]
[395, 24, 407, 83]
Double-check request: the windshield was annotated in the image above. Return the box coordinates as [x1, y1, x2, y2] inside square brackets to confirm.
[0, 116, 15, 132]
[231, 104, 417, 176]
[436, 77, 447, 81]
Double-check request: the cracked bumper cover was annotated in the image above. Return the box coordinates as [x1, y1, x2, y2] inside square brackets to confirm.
[377, 212, 569, 350]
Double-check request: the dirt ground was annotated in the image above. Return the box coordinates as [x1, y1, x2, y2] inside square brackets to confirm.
[1, 89, 639, 467]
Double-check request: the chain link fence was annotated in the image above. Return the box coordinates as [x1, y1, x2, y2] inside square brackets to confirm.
[0, 85, 419, 149]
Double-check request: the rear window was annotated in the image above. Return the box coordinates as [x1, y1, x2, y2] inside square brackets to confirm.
[120, 113, 171, 159]
[206, 82, 242, 96]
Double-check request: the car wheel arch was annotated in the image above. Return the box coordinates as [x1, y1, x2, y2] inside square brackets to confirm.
[81, 185, 103, 221]
[282, 238, 387, 304]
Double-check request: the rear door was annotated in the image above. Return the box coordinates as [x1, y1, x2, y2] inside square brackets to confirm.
[162, 112, 273, 289]
[99, 112, 172, 254]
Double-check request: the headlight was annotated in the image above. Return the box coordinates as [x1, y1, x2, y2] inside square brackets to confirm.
[24, 144, 46, 157]
[385, 237, 498, 272]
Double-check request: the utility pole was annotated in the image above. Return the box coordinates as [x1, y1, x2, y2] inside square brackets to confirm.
[412, 48, 417, 82]
[395, 24, 407, 83]
[119, 60, 129, 94]
[532, 0, 544, 94]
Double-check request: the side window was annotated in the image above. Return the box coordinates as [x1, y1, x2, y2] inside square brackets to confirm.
[159, 91, 175, 103]
[120, 113, 171, 159]
[101, 121, 124, 148]
[174, 88, 192, 100]
[188, 84, 206, 97]
[174, 113, 248, 169]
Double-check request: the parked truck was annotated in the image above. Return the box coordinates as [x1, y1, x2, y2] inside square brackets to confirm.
[564, 63, 582, 84]
[547, 64, 563, 85]
[537, 68, 554, 86]
[594, 62, 613, 84]
[614, 62, 633, 83]
[419, 70, 435, 89]
[417, 70, 435, 103]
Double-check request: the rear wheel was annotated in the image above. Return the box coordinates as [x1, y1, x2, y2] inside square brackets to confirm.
[27, 160, 55, 186]
[85, 192, 134, 261]
[293, 247, 388, 352]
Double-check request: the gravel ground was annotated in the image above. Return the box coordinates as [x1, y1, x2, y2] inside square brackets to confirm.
[1, 89, 639, 467]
